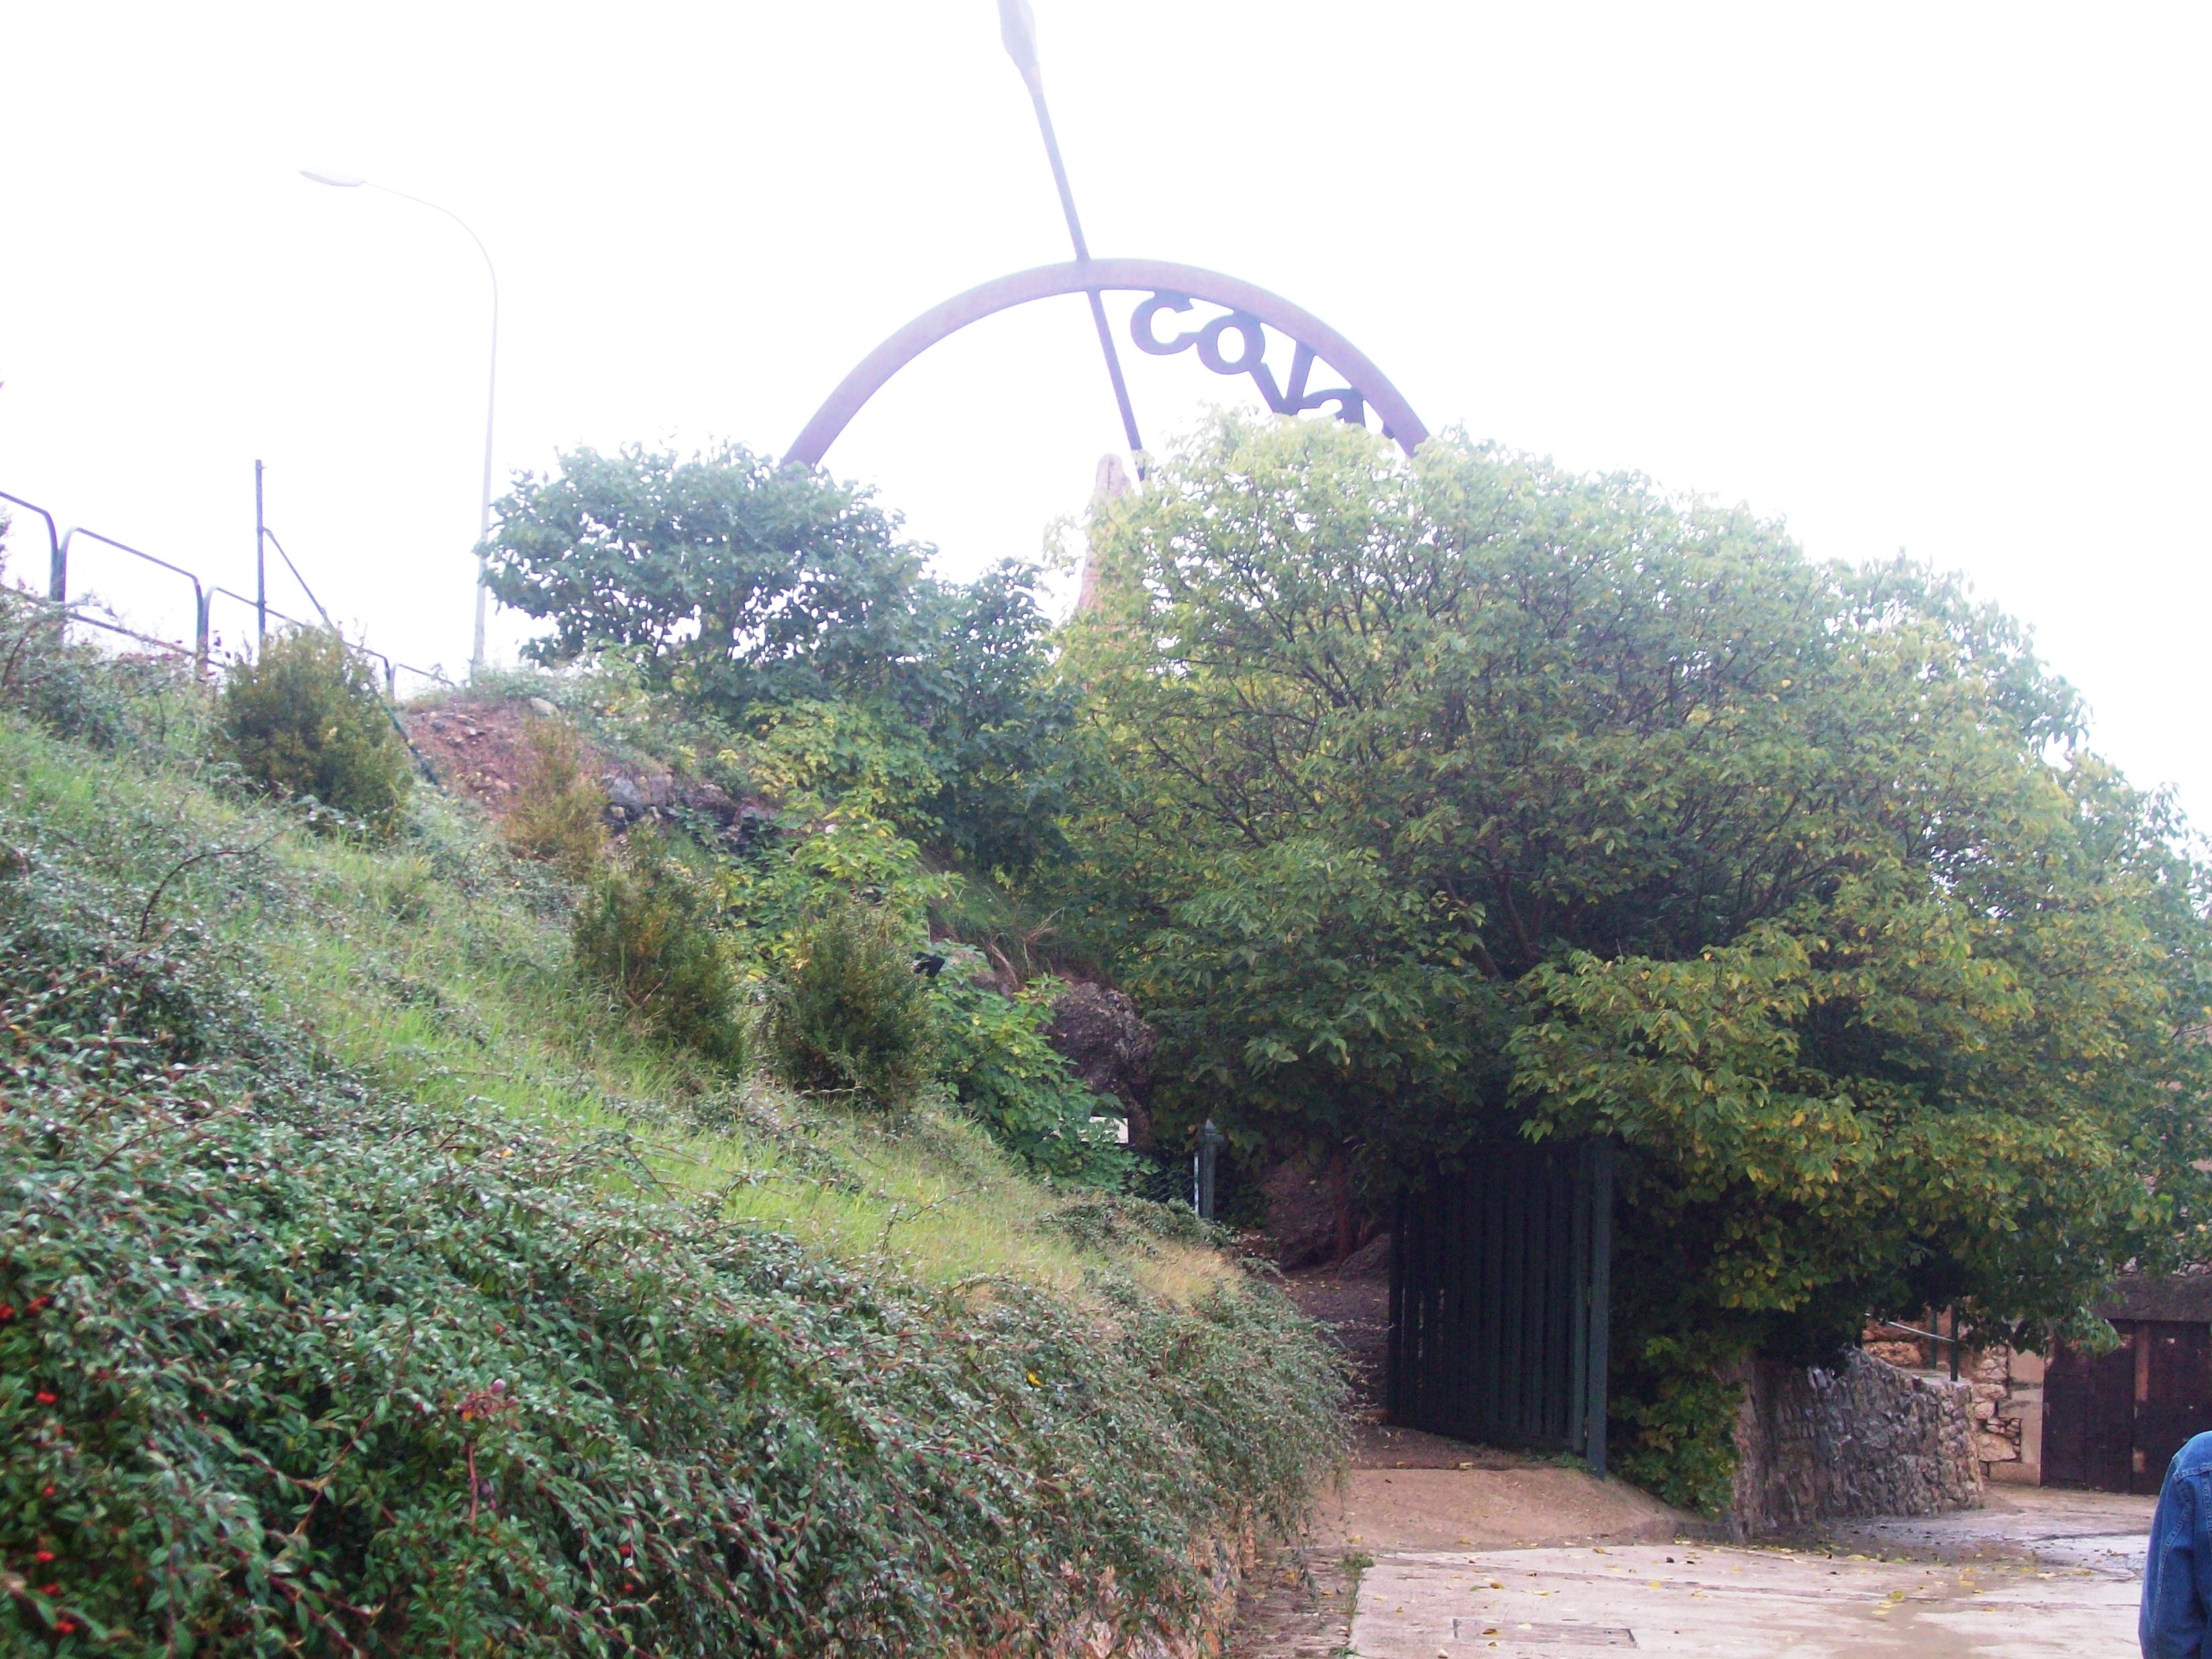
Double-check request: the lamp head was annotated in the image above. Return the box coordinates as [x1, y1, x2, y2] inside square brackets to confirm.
[998, 0, 1040, 79]
[299, 168, 366, 188]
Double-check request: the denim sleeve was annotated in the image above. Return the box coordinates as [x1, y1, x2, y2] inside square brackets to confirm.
[2144, 1461, 2207, 1658]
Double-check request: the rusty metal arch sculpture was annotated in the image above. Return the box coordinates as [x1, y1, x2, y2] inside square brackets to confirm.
[784, 257, 1427, 470]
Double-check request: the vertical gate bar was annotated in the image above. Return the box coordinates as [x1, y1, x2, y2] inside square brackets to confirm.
[1400, 1189, 1419, 1423]
[1426, 1166, 1446, 1424]
[1546, 1150, 1568, 1440]
[1502, 1147, 1527, 1440]
[1530, 1148, 1553, 1439]
[1452, 1166, 1474, 1436]
[1569, 1142, 1592, 1456]
[1480, 1146, 1504, 1437]
[1548, 1159, 1566, 1442]
[1438, 1168, 1457, 1432]
[1387, 1191, 1405, 1423]
[1586, 1139, 1614, 1478]
[1421, 1172, 1442, 1424]
[1518, 1146, 1540, 1437]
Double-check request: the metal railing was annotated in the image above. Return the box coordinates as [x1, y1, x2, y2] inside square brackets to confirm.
[1875, 1314, 1967, 1381]
[2, 486, 450, 699]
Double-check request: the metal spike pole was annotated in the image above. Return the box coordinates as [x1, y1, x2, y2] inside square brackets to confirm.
[998, 0, 1145, 474]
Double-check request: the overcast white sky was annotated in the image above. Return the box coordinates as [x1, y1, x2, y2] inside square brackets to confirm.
[3, 4, 2207, 823]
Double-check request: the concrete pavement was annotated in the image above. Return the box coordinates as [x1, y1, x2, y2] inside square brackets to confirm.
[1350, 1541, 2138, 1656]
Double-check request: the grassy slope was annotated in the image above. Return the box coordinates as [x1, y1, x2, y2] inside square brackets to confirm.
[3, 713, 1227, 1307]
[0, 701, 1342, 1654]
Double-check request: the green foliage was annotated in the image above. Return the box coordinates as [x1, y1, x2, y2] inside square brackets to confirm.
[715, 805, 950, 976]
[0, 828, 1346, 1654]
[572, 827, 746, 1068]
[1138, 836, 1501, 1160]
[932, 956, 1129, 1185]
[502, 716, 606, 879]
[0, 576, 200, 752]
[1607, 1339, 1746, 1517]
[1067, 413, 2212, 1500]
[483, 444, 1077, 873]
[218, 626, 413, 835]
[483, 441, 924, 709]
[765, 901, 936, 1109]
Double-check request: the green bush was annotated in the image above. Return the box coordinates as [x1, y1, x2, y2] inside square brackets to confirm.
[934, 958, 1128, 1184]
[1609, 1336, 1746, 1517]
[572, 827, 745, 1066]
[503, 715, 605, 879]
[766, 901, 936, 1109]
[0, 579, 197, 752]
[217, 627, 412, 834]
[0, 856, 1347, 1655]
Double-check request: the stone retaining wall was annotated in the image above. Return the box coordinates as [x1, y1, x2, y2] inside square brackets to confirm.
[1730, 1348, 1984, 1534]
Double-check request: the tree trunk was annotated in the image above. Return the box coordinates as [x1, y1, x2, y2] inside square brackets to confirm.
[1329, 1150, 1356, 1264]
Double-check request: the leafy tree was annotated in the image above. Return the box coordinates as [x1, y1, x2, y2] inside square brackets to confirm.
[484, 444, 1076, 873]
[483, 442, 921, 707]
[1065, 415, 2212, 1493]
[899, 562, 1083, 874]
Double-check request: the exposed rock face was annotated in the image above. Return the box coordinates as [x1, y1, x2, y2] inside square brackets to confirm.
[1730, 1348, 1983, 1535]
[1260, 1158, 1343, 1272]
[1045, 983, 1156, 1147]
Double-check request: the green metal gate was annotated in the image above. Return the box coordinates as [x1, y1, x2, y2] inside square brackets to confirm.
[1386, 1139, 1614, 1474]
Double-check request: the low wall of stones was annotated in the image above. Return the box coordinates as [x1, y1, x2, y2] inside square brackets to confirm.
[1729, 1348, 1983, 1535]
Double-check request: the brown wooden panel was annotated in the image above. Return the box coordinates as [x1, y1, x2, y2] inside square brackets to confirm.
[2045, 1329, 2138, 1493]
[2135, 1321, 2212, 1494]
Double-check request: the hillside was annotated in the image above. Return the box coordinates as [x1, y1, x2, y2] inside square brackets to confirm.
[0, 623, 1345, 1654]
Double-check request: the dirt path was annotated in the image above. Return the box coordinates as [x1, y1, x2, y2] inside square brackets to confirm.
[1226, 1259, 1691, 1655]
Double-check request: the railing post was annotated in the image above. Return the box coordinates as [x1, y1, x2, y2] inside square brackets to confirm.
[254, 459, 268, 648]
[50, 527, 69, 603]
[194, 589, 213, 681]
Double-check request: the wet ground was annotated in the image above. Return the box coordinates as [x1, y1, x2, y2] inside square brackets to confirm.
[1231, 1482, 2152, 1656]
[1229, 1254, 2154, 1655]
[1350, 1537, 2138, 1657]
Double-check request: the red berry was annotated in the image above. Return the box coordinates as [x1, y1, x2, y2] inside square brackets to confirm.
[34, 1550, 54, 1563]
[41, 1485, 54, 1497]
[56, 1619, 77, 1635]
[35, 1391, 58, 1406]
[40, 1582, 59, 1595]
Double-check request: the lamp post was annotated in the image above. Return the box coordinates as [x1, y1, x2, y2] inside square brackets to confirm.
[996, 0, 1145, 472]
[301, 169, 499, 673]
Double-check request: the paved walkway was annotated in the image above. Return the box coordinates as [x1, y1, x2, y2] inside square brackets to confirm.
[1351, 1541, 2136, 1656]
[1233, 1258, 2154, 1653]
[1229, 1454, 2154, 1655]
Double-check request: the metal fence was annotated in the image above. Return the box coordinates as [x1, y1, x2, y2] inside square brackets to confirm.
[1387, 1138, 1615, 1474]
[0, 485, 450, 699]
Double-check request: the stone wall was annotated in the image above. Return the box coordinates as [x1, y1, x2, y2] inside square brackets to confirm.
[1965, 1344, 2045, 1484]
[1729, 1348, 1984, 1534]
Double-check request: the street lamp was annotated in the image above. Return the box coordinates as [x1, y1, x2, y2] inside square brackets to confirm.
[995, 0, 1144, 472]
[301, 168, 500, 673]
